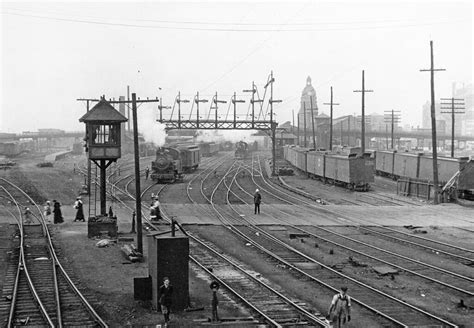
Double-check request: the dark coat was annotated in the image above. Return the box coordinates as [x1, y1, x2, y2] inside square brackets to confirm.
[75, 200, 84, 220]
[254, 192, 261, 204]
[158, 284, 173, 307]
[53, 201, 63, 223]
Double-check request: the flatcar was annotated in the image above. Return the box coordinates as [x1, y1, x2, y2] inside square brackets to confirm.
[235, 141, 249, 159]
[284, 145, 374, 191]
[199, 142, 219, 157]
[150, 144, 200, 183]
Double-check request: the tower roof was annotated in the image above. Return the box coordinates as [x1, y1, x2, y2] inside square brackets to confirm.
[79, 98, 128, 123]
[302, 76, 316, 97]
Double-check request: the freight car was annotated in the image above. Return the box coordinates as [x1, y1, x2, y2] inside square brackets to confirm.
[199, 142, 219, 157]
[235, 141, 249, 159]
[219, 141, 233, 151]
[150, 145, 200, 182]
[0, 140, 34, 157]
[284, 145, 374, 191]
[375, 150, 470, 184]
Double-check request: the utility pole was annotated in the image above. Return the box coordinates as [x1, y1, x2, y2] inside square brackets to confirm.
[231, 92, 245, 129]
[75, 99, 92, 196]
[297, 113, 300, 146]
[323, 86, 340, 151]
[131, 93, 143, 254]
[353, 70, 373, 153]
[291, 109, 294, 135]
[420, 40, 445, 204]
[309, 93, 317, 149]
[441, 97, 464, 157]
[127, 86, 131, 132]
[266, 71, 281, 176]
[384, 110, 401, 149]
[303, 102, 307, 147]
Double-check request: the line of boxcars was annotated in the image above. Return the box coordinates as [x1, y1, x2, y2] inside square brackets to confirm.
[283, 145, 374, 191]
[375, 150, 473, 185]
[284, 145, 474, 195]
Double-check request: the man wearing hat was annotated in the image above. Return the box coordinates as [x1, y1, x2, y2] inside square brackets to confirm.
[210, 280, 220, 322]
[150, 195, 162, 221]
[253, 189, 262, 214]
[74, 196, 85, 222]
[328, 286, 352, 327]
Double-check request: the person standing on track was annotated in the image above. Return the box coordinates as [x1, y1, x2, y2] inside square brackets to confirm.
[145, 166, 150, 180]
[158, 277, 173, 327]
[328, 286, 352, 328]
[73, 196, 85, 222]
[253, 189, 261, 214]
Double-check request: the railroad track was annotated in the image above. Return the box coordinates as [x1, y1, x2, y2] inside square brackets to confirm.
[0, 178, 107, 328]
[199, 161, 459, 327]
[248, 157, 474, 290]
[104, 155, 329, 327]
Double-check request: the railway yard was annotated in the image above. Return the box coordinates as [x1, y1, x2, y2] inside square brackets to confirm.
[0, 148, 472, 328]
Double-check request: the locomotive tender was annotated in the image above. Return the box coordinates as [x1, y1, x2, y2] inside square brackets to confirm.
[283, 145, 374, 191]
[151, 144, 200, 183]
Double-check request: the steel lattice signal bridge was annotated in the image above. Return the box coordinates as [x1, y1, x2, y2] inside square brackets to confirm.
[157, 72, 280, 132]
[157, 72, 281, 176]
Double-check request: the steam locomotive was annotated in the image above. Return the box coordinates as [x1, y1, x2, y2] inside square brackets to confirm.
[151, 144, 200, 183]
[235, 141, 249, 159]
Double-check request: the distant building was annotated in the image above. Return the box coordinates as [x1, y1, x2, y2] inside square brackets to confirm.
[297, 76, 318, 131]
[421, 82, 473, 136]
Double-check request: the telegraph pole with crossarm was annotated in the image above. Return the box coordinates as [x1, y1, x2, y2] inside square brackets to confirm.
[353, 70, 373, 154]
[441, 97, 464, 158]
[323, 86, 340, 151]
[420, 40, 445, 204]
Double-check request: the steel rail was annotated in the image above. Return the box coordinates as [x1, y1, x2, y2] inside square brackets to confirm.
[1, 185, 55, 328]
[1, 178, 108, 328]
[218, 164, 458, 328]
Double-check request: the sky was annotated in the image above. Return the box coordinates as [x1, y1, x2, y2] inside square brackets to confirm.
[1, 0, 472, 135]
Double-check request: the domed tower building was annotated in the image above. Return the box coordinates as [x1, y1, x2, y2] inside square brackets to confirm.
[298, 76, 319, 147]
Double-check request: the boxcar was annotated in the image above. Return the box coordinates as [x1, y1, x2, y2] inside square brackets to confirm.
[199, 142, 219, 157]
[295, 147, 310, 173]
[306, 150, 326, 178]
[177, 144, 200, 171]
[375, 150, 397, 177]
[393, 152, 422, 179]
[324, 154, 374, 190]
[418, 155, 470, 183]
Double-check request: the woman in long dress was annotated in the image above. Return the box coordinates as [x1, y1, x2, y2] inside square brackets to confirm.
[53, 200, 64, 224]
